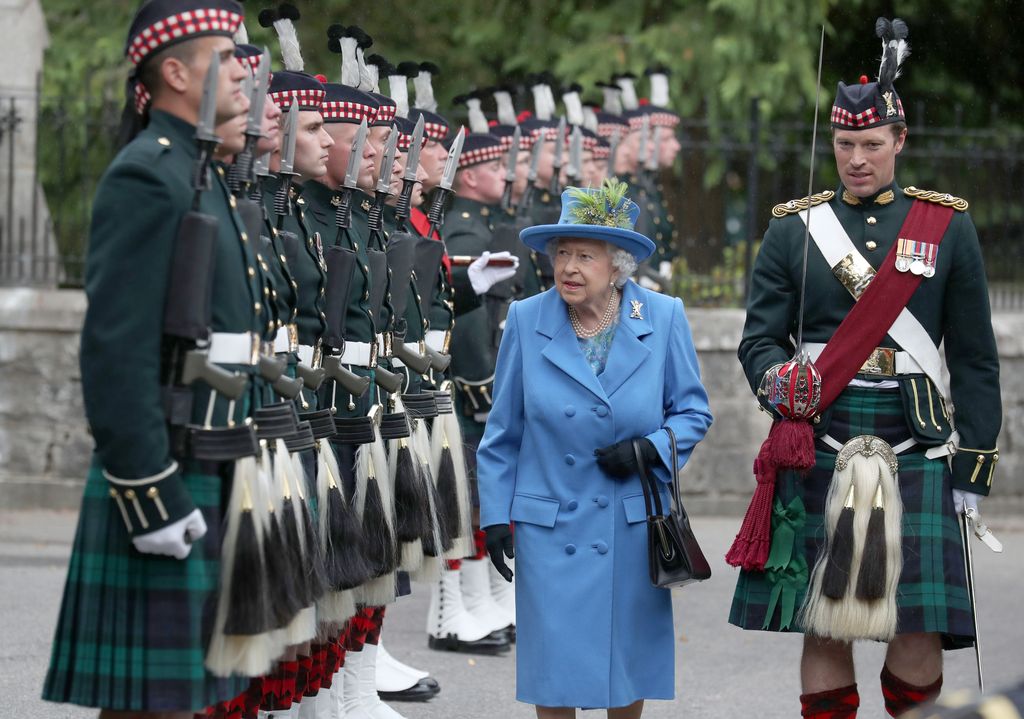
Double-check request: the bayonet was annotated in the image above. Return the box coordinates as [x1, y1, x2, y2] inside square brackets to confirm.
[229, 48, 271, 194]
[191, 50, 222, 204]
[549, 116, 566, 194]
[426, 126, 465, 236]
[520, 136, 544, 213]
[566, 125, 583, 184]
[334, 119, 368, 234]
[500, 126, 521, 211]
[637, 114, 650, 178]
[272, 102, 299, 228]
[374, 129, 399, 196]
[645, 125, 661, 173]
[607, 127, 622, 178]
[960, 509, 985, 692]
[395, 115, 425, 229]
[246, 51, 270, 137]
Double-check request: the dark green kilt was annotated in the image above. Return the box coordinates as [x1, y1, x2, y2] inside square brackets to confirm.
[729, 386, 974, 649]
[42, 456, 249, 711]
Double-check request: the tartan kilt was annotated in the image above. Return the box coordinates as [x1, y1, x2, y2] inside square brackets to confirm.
[42, 456, 249, 711]
[729, 386, 974, 649]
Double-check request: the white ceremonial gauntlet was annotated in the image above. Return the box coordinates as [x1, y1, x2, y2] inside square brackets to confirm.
[468, 251, 519, 295]
[132, 508, 207, 560]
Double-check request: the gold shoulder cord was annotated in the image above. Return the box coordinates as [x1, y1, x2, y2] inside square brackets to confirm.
[903, 186, 969, 211]
[772, 190, 836, 218]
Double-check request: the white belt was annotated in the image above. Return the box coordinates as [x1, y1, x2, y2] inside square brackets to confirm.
[273, 325, 298, 354]
[473, 412, 490, 423]
[208, 332, 259, 365]
[391, 342, 422, 369]
[804, 343, 925, 376]
[297, 344, 316, 367]
[425, 330, 447, 353]
[340, 341, 375, 367]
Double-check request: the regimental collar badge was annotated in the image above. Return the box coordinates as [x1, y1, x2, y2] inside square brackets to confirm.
[360, 199, 372, 212]
[630, 299, 644, 319]
[895, 237, 938, 277]
[842, 189, 895, 207]
[331, 195, 342, 207]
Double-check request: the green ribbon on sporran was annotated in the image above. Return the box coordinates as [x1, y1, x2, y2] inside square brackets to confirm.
[763, 496, 809, 630]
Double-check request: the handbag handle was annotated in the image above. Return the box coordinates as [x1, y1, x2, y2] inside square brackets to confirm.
[634, 427, 687, 521]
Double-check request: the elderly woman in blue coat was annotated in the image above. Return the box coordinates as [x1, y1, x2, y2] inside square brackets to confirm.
[477, 179, 713, 718]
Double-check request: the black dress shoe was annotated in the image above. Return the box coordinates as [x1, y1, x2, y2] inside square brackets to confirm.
[428, 632, 511, 655]
[378, 678, 440, 702]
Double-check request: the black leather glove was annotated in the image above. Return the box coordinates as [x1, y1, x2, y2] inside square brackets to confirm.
[594, 437, 661, 479]
[484, 523, 514, 582]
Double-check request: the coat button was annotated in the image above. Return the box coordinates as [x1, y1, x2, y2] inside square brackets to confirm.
[565, 544, 577, 555]
[564, 405, 576, 417]
[594, 495, 609, 508]
[593, 541, 609, 555]
[594, 406, 608, 417]
[566, 500, 578, 511]
[866, 216, 877, 225]
[565, 454, 576, 466]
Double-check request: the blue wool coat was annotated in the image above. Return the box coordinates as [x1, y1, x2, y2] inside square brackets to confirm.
[477, 280, 713, 709]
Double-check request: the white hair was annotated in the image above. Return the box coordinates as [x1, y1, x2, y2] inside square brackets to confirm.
[546, 238, 637, 288]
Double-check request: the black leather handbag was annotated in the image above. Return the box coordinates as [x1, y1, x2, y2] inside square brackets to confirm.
[635, 427, 712, 589]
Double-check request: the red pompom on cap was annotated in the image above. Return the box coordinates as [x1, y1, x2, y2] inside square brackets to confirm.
[859, 74, 870, 84]
[314, 74, 328, 84]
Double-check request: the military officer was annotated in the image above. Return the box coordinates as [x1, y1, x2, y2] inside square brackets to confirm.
[42, 1, 268, 716]
[728, 18, 1001, 718]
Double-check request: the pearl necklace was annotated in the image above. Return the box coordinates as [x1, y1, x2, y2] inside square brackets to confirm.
[568, 289, 620, 338]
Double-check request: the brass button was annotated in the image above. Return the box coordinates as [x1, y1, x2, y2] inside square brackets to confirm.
[280, 254, 288, 263]
[157, 136, 171, 147]
[229, 196, 237, 208]
[480, 207, 490, 216]
[363, 264, 369, 273]
[866, 216, 877, 225]
[461, 211, 471, 219]
[248, 266, 256, 277]
[146, 486, 158, 499]
[255, 302, 262, 313]
[240, 232, 249, 242]
[362, 291, 370, 300]
[866, 241, 877, 251]
[994, 453, 1000, 462]
[977, 455, 985, 464]
[267, 322, 275, 332]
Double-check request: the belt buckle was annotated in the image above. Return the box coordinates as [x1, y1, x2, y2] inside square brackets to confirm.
[861, 347, 896, 376]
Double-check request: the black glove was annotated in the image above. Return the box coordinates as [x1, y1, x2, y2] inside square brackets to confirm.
[594, 437, 660, 479]
[484, 523, 514, 582]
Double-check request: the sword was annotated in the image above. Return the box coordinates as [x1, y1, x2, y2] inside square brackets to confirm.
[549, 115, 567, 194]
[566, 125, 583, 185]
[228, 48, 270, 194]
[394, 114, 425, 229]
[333, 118, 369, 237]
[500, 125, 521, 211]
[519, 134, 544, 214]
[272, 102, 299, 230]
[960, 509, 985, 692]
[637, 113, 650, 181]
[645, 124, 661, 174]
[426, 126, 465, 237]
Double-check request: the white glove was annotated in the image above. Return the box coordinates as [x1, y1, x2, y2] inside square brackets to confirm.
[952, 488, 982, 515]
[468, 251, 519, 295]
[132, 508, 207, 560]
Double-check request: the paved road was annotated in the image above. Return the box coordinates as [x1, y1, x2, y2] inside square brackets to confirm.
[3, 510, 1021, 719]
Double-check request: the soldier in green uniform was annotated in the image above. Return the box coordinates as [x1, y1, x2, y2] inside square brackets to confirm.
[728, 19, 1001, 718]
[42, 1, 268, 715]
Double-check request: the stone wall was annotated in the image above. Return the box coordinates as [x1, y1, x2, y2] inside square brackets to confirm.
[1, 288, 1022, 514]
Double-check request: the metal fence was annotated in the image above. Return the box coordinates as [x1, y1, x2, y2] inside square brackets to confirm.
[2, 93, 1023, 309]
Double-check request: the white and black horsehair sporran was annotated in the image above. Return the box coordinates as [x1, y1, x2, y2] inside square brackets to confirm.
[355, 412, 399, 606]
[275, 438, 321, 644]
[431, 401, 475, 562]
[207, 454, 277, 677]
[315, 438, 372, 625]
[800, 435, 904, 641]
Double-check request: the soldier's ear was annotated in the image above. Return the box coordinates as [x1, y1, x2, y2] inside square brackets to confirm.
[893, 127, 908, 155]
[159, 54, 193, 96]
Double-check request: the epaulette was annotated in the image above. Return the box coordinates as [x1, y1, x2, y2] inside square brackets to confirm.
[904, 186, 968, 211]
[771, 190, 835, 218]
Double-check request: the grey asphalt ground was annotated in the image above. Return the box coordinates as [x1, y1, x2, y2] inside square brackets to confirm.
[3, 510, 1022, 719]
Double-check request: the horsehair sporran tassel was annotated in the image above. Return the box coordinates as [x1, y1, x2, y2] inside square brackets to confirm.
[321, 440, 374, 591]
[356, 431, 398, 605]
[432, 411, 474, 559]
[291, 451, 329, 602]
[259, 442, 301, 630]
[206, 456, 275, 678]
[856, 481, 887, 600]
[314, 442, 362, 624]
[412, 416, 449, 560]
[822, 482, 856, 599]
[800, 438, 902, 641]
[275, 439, 317, 645]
